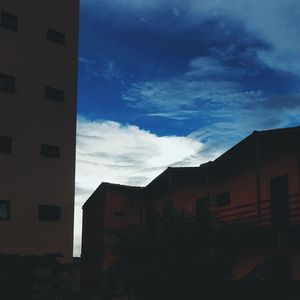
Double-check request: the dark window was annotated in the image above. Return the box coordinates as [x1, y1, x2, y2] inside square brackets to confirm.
[0, 201, 10, 220]
[39, 205, 61, 221]
[0, 73, 15, 93]
[114, 211, 125, 217]
[270, 175, 289, 225]
[0, 135, 12, 154]
[47, 29, 66, 45]
[195, 197, 210, 229]
[195, 197, 208, 212]
[40, 144, 60, 158]
[223, 260, 233, 278]
[45, 86, 64, 102]
[216, 192, 230, 207]
[0, 11, 18, 32]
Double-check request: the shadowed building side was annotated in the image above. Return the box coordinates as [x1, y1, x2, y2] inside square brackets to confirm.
[208, 127, 300, 279]
[142, 166, 209, 216]
[80, 125, 300, 296]
[81, 183, 141, 296]
[0, 0, 79, 261]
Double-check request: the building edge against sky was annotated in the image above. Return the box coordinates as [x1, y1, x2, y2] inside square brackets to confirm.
[0, 0, 79, 262]
[81, 125, 300, 295]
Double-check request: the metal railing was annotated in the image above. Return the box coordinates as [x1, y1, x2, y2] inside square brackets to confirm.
[211, 193, 300, 228]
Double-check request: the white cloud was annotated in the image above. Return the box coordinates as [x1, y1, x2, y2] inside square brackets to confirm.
[74, 116, 206, 256]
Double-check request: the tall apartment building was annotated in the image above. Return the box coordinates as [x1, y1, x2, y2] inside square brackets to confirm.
[0, 0, 79, 262]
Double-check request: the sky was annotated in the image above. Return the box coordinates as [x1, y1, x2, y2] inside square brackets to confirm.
[74, 0, 300, 255]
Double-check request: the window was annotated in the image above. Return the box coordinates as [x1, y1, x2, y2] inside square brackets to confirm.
[0, 201, 10, 220]
[195, 197, 208, 212]
[216, 192, 230, 207]
[47, 29, 66, 45]
[40, 144, 60, 158]
[45, 86, 64, 102]
[0, 135, 12, 154]
[0, 11, 18, 32]
[114, 211, 125, 217]
[39, 205, 61, 221]
[0, 73, 15, 93]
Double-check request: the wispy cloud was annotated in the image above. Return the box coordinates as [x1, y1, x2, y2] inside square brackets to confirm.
[79, 56, 122, 82]
[123, 56, 246, 112]
[122, 55, 263, 116]
[123, 50, 300, 143]
[81, 0, 300, 76]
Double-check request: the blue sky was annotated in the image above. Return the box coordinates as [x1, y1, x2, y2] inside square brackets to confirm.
[74, 0, 300, 255]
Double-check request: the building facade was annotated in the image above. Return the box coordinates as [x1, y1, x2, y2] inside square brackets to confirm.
[81, 183, 141, 295]
[81, 125, 300, 295]
[0, 0, 79, 261]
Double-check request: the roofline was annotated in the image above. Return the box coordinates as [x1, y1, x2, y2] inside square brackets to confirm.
[82, 124, 300, 208]
[144, 166, 201, 190]
[82, 182, 142, 209]
[255, 124, 300, 135]
[213, 124, 300, 164]
[100, 182, 142, 189]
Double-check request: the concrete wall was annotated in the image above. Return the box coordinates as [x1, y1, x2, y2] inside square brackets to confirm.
[81, 184, 141, 295]
[229, 132, 300, 279]
[0, 0, 79, 261]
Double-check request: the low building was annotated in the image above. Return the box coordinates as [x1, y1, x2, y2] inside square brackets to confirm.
[81, 183, 141, 296]
[207, 126, 300, 279]
[81, 125, 300, 296]
[142, 166, 207, 215]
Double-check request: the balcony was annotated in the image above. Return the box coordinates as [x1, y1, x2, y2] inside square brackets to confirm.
[211, 193, 300, 234]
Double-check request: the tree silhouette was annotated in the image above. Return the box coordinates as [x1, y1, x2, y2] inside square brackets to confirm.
[102, 205, 238, 300]
[0, 254, 78, 300]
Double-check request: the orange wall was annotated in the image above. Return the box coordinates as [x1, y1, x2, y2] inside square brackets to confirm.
[81, 184, 141, 294]
[103, 186, 141, 270]
[217, 136, 300, 279]
[171, 174, 208, 214]
[0, 0, 79, 261]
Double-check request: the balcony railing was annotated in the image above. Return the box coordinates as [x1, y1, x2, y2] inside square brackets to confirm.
[211, 193, 300, 228]
[113, 194, 300, 243]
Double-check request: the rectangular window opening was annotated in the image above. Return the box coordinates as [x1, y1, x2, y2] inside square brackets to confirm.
[216, 192, 230, 207]
[45, 86, 64, 102]
[40, 144, 60, 158]
[39, 205, 61, 221]
[0, 201, 10, 220]
[47, 29, 66, 45]
[0, 73, 15, 93]
[0, 135, 12, 154]
[0, 11, 18, 32]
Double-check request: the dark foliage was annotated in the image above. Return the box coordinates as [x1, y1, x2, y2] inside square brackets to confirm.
[0, 254, 78, 300]
[101, 206, 299, 300]
[101, 207, 240, 300]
